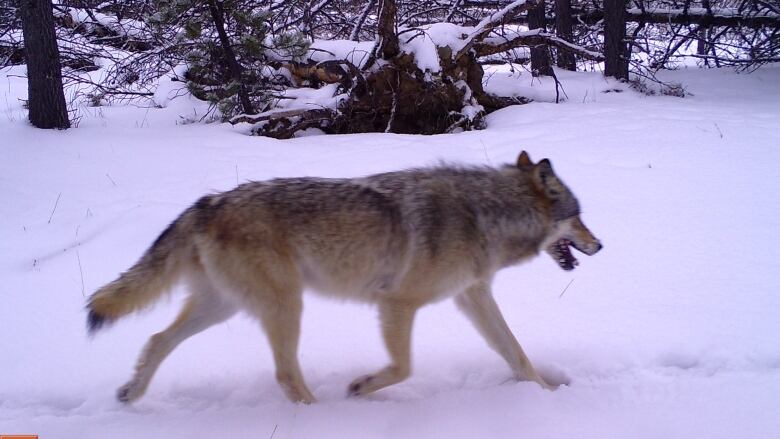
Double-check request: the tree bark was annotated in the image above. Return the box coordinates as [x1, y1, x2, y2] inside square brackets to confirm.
[604, 0, 629, 79]
[527, 0, 553, 76]
[554, 0, 576, 70]
[19, 0, 70, 129]
[376, 0, 400, 59]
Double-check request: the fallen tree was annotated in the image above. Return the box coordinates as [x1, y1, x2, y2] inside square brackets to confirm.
[230, 0, 602, 138]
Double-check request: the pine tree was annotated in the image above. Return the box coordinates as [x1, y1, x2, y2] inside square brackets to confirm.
[147, 0, 309, 117]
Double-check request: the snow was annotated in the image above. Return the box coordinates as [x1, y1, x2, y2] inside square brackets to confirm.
[54, 6, 149, 40]
[471, 0, 533, 37]
[484, 67, 632, 102]
[2, 64, 780, 438]
[307, 39, 376, 68]
[270, 83, 346, 112]
[453, 79, 484, 122]
[399, 23, 474, 73]
[307, 28, 472, 75]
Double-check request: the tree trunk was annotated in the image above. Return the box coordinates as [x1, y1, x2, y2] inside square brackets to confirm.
[604, 0, 629, 79]
[554, 0, 576, 70]
[376, 0, 400, 59]
[207, 0, 256, 115]
[19, 0, 70, 129]
[528, 0, 553, 76]
[696, 27, 709, 66]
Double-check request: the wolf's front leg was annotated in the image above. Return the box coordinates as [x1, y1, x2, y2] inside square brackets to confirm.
[254, 289, 316, 404]
[348, 299, 417, 397]
[454, 283, 556, 391]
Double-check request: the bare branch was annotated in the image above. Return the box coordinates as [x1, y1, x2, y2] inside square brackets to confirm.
[475, 29, 605, 61]
[349, 0, 377, 41]
[454, 0, 539, 61]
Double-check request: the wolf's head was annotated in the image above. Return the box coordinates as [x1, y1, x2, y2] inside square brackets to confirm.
[517, 151, 602, 271]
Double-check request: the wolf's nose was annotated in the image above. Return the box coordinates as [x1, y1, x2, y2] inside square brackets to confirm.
[594, 241, 603, 253]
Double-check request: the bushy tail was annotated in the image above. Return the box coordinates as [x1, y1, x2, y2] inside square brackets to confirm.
[87, 210, 194, 334]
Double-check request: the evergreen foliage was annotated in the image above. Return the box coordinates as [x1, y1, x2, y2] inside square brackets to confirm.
[147, 0, 309, 117]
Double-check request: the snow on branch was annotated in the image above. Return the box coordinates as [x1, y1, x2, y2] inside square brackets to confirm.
[230, 108, 338, 138]
[454, 0, 539, 61]
[52, 4, 153, 51]
[349, 0, 377, 41]
[476, 29, 605, 61]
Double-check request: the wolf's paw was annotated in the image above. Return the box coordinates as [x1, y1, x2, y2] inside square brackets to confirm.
[284, 387, 316, 404]
[537, 367, 571, 389]
[296, 394, 317, 405]
[347, 374, 376, 397]
[116, 381, 143, 404]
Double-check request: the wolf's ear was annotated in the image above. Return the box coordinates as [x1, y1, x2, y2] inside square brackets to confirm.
[536, 158, 554, 176]
[516, 151, 533, 168]
[532, 159, 561, 196]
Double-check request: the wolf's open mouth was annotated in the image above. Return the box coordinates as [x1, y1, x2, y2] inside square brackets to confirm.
[548, 239, 579, 271]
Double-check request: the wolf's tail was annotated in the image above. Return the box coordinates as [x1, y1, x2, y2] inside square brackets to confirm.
[86, 207, 197, 335]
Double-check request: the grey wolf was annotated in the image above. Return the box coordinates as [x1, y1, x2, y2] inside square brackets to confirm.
[87, 151, 602, 404]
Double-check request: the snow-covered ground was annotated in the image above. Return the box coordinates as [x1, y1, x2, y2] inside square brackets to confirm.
[2, 65, 779, 438]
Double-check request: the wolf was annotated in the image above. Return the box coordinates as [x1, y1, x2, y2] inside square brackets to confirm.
[87, 151, 602, 404]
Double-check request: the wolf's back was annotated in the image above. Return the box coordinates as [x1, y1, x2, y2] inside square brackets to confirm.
[87, 207, 196, 334]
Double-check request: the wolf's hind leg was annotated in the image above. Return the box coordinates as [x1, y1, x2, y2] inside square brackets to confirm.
[117, 276, 237, 403]
[348, 299, 417, 397]
[454, 283, 556, 391]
